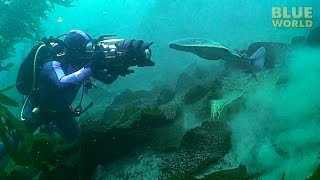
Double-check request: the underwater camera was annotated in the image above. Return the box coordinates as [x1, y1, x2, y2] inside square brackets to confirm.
[84, 35, 138, 75]
[85, 34, 154, 70]
[85, 35, 138, 70]
[85, 35, 125, 59]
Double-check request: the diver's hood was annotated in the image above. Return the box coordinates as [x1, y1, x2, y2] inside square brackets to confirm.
[64, 30, 92, 51]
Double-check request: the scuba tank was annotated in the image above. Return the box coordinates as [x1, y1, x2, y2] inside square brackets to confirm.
[16, 43, 51, 95]
[16, 35, 67, 95]
[16, 35, 67, 120]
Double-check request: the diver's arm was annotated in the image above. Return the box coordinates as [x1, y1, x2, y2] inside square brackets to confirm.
[45, 61, 118, 87]
[41, 61, 92, 89]
[52, 61, 92, 85]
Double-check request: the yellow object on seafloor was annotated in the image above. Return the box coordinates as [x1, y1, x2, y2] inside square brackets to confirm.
[211, 91, 243, 120]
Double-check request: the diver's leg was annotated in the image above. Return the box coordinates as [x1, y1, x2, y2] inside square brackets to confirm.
[23, 115, 42, 133]
[55, 115, 80, 143]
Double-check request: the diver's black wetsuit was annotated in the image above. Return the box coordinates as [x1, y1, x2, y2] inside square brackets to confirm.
[24, 30, 118, 143]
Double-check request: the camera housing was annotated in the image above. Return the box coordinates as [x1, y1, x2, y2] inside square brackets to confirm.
[85, 38, 125, 59]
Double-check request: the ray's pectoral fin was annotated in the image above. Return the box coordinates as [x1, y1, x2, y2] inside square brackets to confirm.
[196, 47, 222, 60]
[249, 47, 266, 72]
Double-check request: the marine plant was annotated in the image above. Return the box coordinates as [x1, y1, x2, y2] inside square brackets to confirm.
[0, 85, 79, 178]
[0, 0, 76, 61]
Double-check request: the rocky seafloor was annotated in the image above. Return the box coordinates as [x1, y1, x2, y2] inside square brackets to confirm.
[1, 28, 320, 180]
[80, 29, 320, 180]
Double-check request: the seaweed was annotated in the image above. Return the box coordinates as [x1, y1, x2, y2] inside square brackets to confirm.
[0, 0, 77, 61]
[0, 86, 79, 178]
[0, 84, 18, 107]
[118, 106, 141, 125]
[308, 163, 320, 180]
[0, 92, 18, 107]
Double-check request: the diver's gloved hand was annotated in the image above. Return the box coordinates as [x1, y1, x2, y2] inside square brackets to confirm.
[88, 51, 105, 71]
[117, 39, 155, 67]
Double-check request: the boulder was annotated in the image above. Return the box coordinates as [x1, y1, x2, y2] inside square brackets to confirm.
[308, 164, 320, 180]
[307, 26, 320, 46]
[175, 63, 223, 95]
[291, 36, 306, 46]
[242, 42, 291, 69]
[155, 88, 176, 106]
[108, 89, 155, 110]
[184, 85, 210, 105]
[181, 165, 248, 180]
[184, 80, 223, 121]
[160, 121, 232, 179]
[79, 89, 182, 179]
[198, 165, 248, 180]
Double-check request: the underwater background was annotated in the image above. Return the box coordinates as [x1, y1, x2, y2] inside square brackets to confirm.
[1, 0, 320, 179]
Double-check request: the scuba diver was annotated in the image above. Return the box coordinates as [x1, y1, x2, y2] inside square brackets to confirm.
[16, 30, 154, 143]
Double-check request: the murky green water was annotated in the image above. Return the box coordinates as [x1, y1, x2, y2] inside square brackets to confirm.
[0, 0, 320, 179]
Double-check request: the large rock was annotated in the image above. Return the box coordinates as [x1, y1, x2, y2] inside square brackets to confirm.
[198, 165, 248, 180]
[160, 121, 232, 179]
[184, 85, 210, 105]
[108, 89, 155, 110]
[308, 164, 320, 180]
[291, 36, 306, 46]
[183, 165, 248, 180]
[92, 151, 161, 180]
[183, 80, 223, 121]
[79, 89, 182, 179]
[242, 42, 291, 69]
[175, 63, 224, 95]
[307, 26, 320, 46]
[155, 88, 176, 106]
